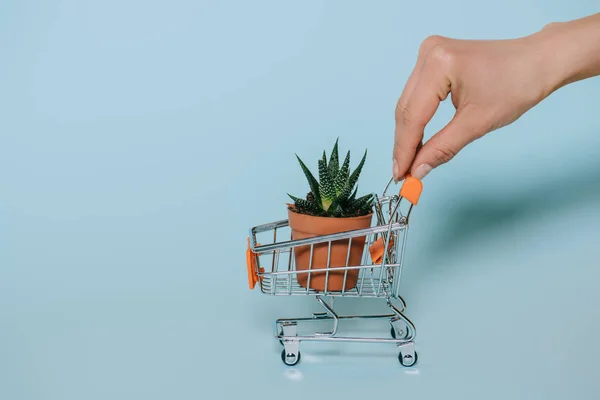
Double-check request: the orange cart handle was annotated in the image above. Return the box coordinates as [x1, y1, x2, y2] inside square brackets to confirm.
[369, 175, 422, 264]
[399, 174, 423, 205]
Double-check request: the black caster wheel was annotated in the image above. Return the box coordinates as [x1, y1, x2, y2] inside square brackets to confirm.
[391, 325, 409, 339]
[398, 350, 418, 367]
[281, 349, 301, 366]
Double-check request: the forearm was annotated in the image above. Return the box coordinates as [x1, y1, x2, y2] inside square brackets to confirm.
[534, 13, 600, 95]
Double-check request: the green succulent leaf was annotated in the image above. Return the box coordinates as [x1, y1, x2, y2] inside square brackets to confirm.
[338, 149, 367, 202]
[295, 154, 322, 207]
[334, 151, 350, 195]
[292, 140, 371, 218]
[348, 186, 358, 203]
[288, 193, 321, 212]
[347, 149, 367, 191]
[318, 155, 336, 211]
[353, 193, 374, 209]
[328, 138, 339, 180]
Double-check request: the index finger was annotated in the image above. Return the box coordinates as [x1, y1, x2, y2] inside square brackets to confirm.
[393, 58, 451, 181]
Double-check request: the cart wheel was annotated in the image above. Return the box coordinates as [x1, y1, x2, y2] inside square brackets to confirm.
[281, 349, 301, 366]
[398, 350, 418, 367]
[391, 325, 409, 339]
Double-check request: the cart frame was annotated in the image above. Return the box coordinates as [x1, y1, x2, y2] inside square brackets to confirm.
[246, 176, 423, 367]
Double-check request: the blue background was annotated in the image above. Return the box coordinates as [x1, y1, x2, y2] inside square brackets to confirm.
[2, 1, 599, 399]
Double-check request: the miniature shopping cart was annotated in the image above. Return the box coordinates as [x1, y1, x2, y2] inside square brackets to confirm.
[245, 176, 423, 367]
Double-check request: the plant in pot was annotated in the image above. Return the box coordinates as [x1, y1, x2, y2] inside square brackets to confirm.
[287, 139, 374, 292]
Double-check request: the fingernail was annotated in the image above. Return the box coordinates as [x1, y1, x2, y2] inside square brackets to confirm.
[412, 164, 432, 180]
[393, 159, 400, 183]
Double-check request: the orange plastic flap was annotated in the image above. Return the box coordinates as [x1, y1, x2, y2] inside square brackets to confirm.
[245, 237, 263, 290]
[400, 175, 423, 205]
[369, 236, 395, 264]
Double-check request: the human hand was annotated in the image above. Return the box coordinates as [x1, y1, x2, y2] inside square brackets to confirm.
[392, 14, 600, 182]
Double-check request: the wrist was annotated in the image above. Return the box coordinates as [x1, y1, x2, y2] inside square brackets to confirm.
[531, 13, 600, 96]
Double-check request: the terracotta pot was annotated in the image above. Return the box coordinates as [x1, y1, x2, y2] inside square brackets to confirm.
[287, 206, 373, 292]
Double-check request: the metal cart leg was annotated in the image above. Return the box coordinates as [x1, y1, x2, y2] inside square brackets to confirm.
[314, 295, 339, 336]
[387, 297, 415, 340]
[387, 297, 418, 366]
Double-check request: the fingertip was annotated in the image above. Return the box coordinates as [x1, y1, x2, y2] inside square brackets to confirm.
[393, 157, 411, 184]
[411, 163, 433, 180]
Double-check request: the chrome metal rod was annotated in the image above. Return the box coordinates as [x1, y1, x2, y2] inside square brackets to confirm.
[272, 227, 278, 272]
[387, 298, 416, 341]
[324, 241, 332, 295]
[341, 237, 352, 295]
[286, 247, 293, 293]
[267, 263, 401, 276]
[306, 243, 314, 294]
[276, 313, 399, 324]
[250, 219, 289, 235]
[253, 223, 405, 254]
[284, 336, 411, 344]
[314, 295, 339, 336]
[394, 229, 409, 296]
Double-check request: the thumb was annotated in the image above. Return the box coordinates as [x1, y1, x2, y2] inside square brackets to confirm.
[409, 108, 485, 179]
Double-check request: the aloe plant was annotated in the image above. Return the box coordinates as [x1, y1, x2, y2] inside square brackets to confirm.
[288, 139, 374, 218]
